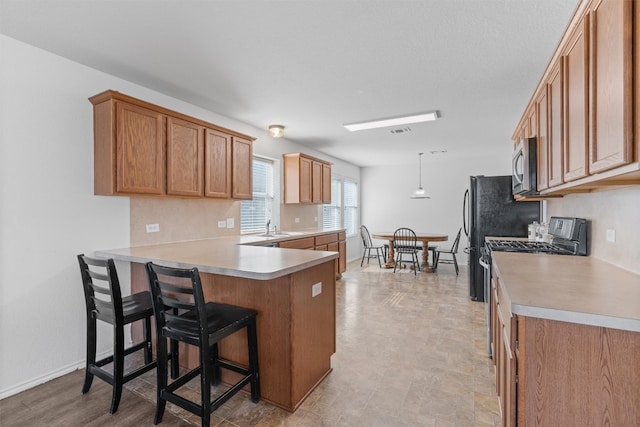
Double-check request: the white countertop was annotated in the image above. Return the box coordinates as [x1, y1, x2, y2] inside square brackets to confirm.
[96, 229, 343, 280]
[491, 251, 640, 332]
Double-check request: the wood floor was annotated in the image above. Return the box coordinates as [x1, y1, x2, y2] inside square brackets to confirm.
[0, 260, 500, 426]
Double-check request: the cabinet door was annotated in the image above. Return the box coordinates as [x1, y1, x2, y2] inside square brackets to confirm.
[204, 129, 232, 198]
[535, 88, 549, 191]
[548, 60, 564, 188]
[338, 240, 346, 274]
[299, 156, 312, 203]
[589, 0, 633, 173]
[563, 16, 589, 182]
[322, 163, 332, 204]
[311, 160, 323, 203]
[116, 102, 164, 194]
[167, 117, 204, 196]
[231, 137, 253, 199]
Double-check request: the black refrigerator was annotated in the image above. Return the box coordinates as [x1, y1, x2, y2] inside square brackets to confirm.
[464, 175, 540, 301]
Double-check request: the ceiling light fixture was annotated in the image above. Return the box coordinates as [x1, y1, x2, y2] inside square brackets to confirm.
[344, 111, 439, 132]
[410, 152, 431, 199]
[268, 124, 285, 138]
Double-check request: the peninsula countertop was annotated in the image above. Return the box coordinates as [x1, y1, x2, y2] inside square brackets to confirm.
[96, 229, 343, 280]
[491, 251, 640, 332]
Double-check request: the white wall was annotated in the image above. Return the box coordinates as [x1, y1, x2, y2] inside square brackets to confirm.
[0, 34, 360, 398]
[361, 150, 513, 264]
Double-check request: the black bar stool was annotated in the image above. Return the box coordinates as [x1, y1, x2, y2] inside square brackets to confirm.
[77, 254, 159, 414]
[146, 262, 260, 427]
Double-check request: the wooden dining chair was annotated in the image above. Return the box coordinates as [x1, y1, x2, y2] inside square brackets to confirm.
[393, 228, 421, 275]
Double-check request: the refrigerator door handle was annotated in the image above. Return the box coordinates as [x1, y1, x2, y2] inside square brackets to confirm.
[463, 189, 469, 237]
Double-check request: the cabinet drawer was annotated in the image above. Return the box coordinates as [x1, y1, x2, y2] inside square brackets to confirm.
[278, 237, 315, 249]
[315, 233, 338, 245]
[338, 231, 346, 241]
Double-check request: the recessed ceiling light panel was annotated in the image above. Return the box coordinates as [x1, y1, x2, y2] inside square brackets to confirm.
[344, 111, 439, 132]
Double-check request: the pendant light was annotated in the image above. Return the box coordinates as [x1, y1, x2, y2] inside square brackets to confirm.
[410, 152, 430, 199]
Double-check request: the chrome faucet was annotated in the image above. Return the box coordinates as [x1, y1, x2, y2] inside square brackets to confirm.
[266, 219, 271, 235]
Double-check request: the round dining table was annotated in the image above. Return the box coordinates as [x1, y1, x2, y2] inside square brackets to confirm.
[372, 232, 449, 272]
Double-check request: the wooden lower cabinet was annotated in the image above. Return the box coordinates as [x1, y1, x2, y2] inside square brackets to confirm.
[280, 232, 346, 278]
[491, 266, 640, 426]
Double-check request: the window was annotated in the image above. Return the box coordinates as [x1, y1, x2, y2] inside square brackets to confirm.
[322, 178, 341, 229]
[240, 157, 274, 233]
[323, 176, 358, 237]
[343, 180, 358, 236]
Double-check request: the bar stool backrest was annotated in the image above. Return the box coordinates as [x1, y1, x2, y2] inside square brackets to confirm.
[145, 262, 208, 346]
[78, 255, 124, 325]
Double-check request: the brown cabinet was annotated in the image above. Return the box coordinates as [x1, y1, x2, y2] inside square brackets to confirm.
[548, 60, 564, 187]
[562, 15, 589, 182]
[276, 231, 346, 278]
[513, 0, 639, 195]
[535, 88, 549, 192]
[204, 129, 231, 198]
[322, 163, 332, 204]
[166, 117, 204, 196]
[231, 136, 253, 200]
[113, 101, 165, 195]
[89, 90, 254, 199]
[283, 153, 332, 204]
[588, 0, 633, 174]
[311, 160, 323, 203]
[491, 269, 517, 427]
[490, 257, 640, 426]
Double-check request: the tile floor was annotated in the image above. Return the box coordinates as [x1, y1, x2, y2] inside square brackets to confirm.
[126, 260, 501, 426]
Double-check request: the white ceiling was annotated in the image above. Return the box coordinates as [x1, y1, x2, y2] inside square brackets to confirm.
[0, 0, 579, 167]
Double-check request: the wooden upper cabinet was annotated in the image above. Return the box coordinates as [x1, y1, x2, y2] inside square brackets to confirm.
[548, 60, 564, 188]
[322, 162, 332, 204]
[166, 117, 204, 197]
[115, 101, 165, 195]
[89, 90, 254, 199]
[231, 136, 253, 199]
[283, 153, 331, 204]
[589, 0, 633, 173]
[204, 129, 232, 198]
[311, 160, 323, 203]
[535, 87, 549, 191]
[563, 14, 589, 182]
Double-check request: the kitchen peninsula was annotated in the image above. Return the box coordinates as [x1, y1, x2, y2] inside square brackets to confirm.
[96, 230, 343, 412]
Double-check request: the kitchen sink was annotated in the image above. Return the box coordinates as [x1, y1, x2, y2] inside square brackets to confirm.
[256, 232, 289, 237]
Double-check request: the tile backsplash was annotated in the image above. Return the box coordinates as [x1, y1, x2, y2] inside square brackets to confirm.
[130, 197, 326, 246]
[130, 197, 240, 246]
[546, 186, 640, 274]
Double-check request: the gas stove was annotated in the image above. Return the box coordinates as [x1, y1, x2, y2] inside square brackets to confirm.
[485, 217, 588, 256]
[485, 239, 573, 255]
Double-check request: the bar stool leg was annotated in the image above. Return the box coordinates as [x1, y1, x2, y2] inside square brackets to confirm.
[110, 325, 125, 414]
[248, 321, 260, 403]
[82, 315, 96, 394]
[154, 336, 168, 425]
[143, 317, 152, 364]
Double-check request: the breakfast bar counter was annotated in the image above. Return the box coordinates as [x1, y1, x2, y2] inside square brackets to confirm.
[96, 236, 339, 412]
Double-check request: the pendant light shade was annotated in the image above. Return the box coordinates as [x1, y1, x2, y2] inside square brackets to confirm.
[410, 152, 431, 199]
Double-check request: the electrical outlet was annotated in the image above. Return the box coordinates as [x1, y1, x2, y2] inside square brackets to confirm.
[295, 217, 300, 223]
[146, 223, 159, 233]
[217, 220, 226, 228]
[226, 218, 234, 228]
[606, 229, 616, 242]
[312, 282, 322, 297]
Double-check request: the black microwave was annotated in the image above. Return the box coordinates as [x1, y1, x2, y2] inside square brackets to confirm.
[512, 137, 537, 195]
